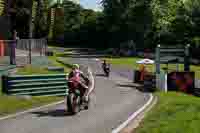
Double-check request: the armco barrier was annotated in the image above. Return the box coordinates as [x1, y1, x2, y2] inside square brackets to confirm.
[2, 73, 68, 96]
[0, 65, 16, 76]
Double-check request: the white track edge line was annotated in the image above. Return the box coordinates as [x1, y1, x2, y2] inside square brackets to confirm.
[0, 100, 64, 121]
[112, 93, 154, 133]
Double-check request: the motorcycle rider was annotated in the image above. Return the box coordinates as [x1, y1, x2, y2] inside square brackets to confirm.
[67, 64, 90, 103]
[102, 60, 106, 68]
[102, 60, 108, 68]
[102, 60, 110, 71]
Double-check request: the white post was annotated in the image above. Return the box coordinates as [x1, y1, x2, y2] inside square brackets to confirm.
[164, 73, 168, 92]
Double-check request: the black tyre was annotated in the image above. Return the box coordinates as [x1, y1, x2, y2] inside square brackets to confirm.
[84, 96, 90, 110]
[67, 93, 80, 114]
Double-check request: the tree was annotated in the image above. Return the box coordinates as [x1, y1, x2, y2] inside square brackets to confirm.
[150, 0, 200, 46]
[64, 0, 82, 43]
[79, 9, 97, 45]
[184, 0, 200, 47]
[0, 0, 5, 15]
[34, 0, 49, 38]
[53, 7, 64, 42]
[8, 0, 32, 38]
[101, 0, 153, 48]
[150, 0, 184, 45]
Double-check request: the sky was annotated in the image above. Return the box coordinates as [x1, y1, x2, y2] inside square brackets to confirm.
[80, 0, 102, 11]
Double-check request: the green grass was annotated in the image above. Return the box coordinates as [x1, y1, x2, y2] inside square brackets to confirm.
[104, 57, 200, 79]
[135, 92, 200, 133]
[16, 65, 59, 75]
[0, 95, 62, 117]
[16, 54, 72, 75]
[48, 55, 71, 73]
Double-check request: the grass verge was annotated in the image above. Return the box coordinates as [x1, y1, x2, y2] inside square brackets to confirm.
[104, 57, 200, 79]
[0, 96, 62, 117]
[135, 92, 200, 133]
[48, 55, 71, 72]
[16, 65, 59, 75]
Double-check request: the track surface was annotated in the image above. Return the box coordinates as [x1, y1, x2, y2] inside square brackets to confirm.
[0, 53, 149, 133]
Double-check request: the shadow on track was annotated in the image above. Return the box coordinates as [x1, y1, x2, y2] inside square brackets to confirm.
[116, 83, 155, 93]
[116, 83, 138, 88]
[116, 83, 143, 91]
[95, 73, 106, 77]
[31, 109, 73, 117]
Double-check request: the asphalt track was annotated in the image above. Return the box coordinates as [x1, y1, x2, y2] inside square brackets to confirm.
[0, 57, 150, 133]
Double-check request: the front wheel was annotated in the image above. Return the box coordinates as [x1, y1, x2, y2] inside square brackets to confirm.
[67, 93, 80, 115]
[83, 95, 90, 110]
[84, 97, 90, 110]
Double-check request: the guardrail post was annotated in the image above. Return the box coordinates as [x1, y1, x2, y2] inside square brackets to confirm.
[156, 44, 161, 90]
[40, 40, 42, 56]
[184, 44, 190, 71]
[10, 40, 16, 65]
[155, 44, 160, 74]
[45, 39, 47, 56]
[2, 75, 8, 94]
[29, 39, 32, 64]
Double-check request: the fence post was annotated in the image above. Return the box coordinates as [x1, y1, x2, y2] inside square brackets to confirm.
[155, 44, 160, 74]
[155, 44, 161, 90]
[2, 75, 8, 94]
[184, 44, 190, 71]
[40, 40, 42, 56]
[29, 39, 32, 64]
[45, 39, 47, 56]
[10, 40, 16, 65]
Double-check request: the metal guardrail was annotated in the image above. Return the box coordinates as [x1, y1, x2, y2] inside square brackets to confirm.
[2, 73, 68, 96]
[0, 39, 47, 65]
[0, 65, 16, 76]
[160, 48, 185, 53]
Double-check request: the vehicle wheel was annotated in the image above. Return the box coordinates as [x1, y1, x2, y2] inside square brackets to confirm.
[74, 96, 81, 113]
[84, 96, 90, 110]
[67, 93, 80, 115]
[84, 105, 88, 110]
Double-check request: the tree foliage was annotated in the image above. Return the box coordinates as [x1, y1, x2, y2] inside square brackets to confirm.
[7, 0, 53, 38]
[34, 0, 49, 38]
[62, 0, 200, 50]
[101, 0, 153, 48]
[63, 0, 82, 43]
[53, 7, 64, 42]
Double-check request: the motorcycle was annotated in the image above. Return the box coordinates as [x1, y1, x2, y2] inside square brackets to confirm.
[102, 64, 110, 77]
[67, 79, 89, 114]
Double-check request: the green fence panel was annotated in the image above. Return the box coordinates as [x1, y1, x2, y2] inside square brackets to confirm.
[2, 73, 69, 96]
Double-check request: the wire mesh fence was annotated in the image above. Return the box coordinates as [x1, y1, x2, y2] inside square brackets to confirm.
[0, 39, 47, 67]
